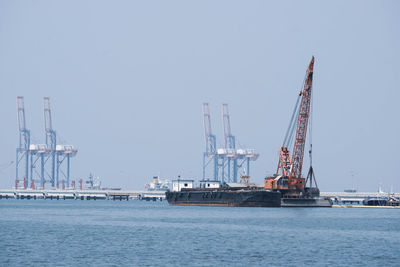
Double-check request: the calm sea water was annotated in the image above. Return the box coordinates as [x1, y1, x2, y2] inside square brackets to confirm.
[1, 199, 399, 266]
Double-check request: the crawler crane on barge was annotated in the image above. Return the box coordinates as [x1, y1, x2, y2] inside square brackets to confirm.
[265, 57, 331, 207]
[166, 57, 331, 207]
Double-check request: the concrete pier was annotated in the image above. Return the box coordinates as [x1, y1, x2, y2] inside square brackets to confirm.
[0, 189, 166, 201]
[321, 192, 400, 205]
[2, 190, 398, 205]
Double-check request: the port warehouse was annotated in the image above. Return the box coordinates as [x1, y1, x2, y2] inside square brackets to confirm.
[1, 189, 398, 204]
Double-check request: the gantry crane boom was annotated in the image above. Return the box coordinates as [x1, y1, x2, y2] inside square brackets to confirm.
[17, 96, 29, 149]
[222, 103, 237, 182]
[43, 97, 55, 147]
[43, 97, 56, 186]
[16, 96, 30, 187]
[202, 103, 216, 155]
[202, 103, 218, 180]
[222, 104, 235, 150]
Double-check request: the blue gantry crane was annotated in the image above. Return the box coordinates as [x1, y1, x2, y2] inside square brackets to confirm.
[202, 103, 259, 183]
[43, 97, 77, 188]
[15, 96, 77, 189]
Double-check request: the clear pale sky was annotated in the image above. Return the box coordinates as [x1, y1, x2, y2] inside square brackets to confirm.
[0, 0, 399, 191]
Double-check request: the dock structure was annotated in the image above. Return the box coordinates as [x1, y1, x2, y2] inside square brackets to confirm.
[321, 192, 400, 205]
[0, 189, 166, 201]
[2, 189, 398, 205]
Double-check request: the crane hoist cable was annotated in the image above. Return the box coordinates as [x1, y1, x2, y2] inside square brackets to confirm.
[282, 93, 301, 147]
[0, 161, 14, 173]
[282, 74, 307, 148]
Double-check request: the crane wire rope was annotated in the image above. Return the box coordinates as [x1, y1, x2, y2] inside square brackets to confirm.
[309, 81, 313, 163]
[308, 65, 314, 167]
[283, 73, 307, 151]
[282, 94, 301, 147]
[0, 161, 14, 173]
[307, 67, 318, 188]
[287, 103, 300, 152]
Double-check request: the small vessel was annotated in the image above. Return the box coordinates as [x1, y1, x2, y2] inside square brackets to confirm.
[344, 189, 357, 193]
[363, 197, 400, 206]
[363, 187, 400, 206]
[145, 176, 170, 191]
[136, 176, 170, 201]
[84, 174, 102, 190]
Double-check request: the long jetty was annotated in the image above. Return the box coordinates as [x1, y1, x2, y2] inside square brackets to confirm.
[0, 189, 166, 201]
[1, 189, 399, 204]
[320, 191, 400, 204]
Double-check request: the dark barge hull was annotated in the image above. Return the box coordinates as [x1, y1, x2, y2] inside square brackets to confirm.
[166, 190, 282, 207]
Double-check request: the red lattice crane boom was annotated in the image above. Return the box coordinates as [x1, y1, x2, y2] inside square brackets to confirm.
[291, 56, 314, 179]
[265, 57, 314, 192]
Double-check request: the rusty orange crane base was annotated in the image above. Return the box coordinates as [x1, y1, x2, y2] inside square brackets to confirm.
[265, 57, 314, 196]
